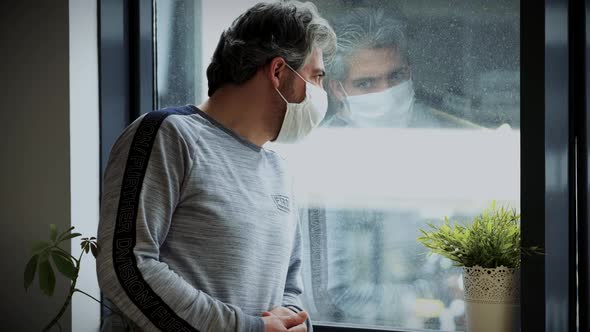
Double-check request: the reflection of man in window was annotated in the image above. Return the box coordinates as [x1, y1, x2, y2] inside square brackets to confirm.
[305, 6, 456, 328]
[322, 7, 437, 128]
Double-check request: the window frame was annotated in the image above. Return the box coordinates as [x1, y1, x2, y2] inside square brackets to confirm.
[575, 0, 590, 330]
[98, 0, 154, 324]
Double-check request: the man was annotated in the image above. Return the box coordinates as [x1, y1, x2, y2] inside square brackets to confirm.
[322, 6, 440, 128]
[96, 1, 336, 331]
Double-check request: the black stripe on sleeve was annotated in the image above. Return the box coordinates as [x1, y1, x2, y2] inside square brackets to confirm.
[112, 107, 199, 332]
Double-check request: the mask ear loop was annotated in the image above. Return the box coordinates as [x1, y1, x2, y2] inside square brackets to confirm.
[276, 63, 309, 105]
[284, 63, 309, 84]
[274, 64, 293, 104]
[337, 81, 349, 98]
[275, 87, 289, 104]
[337, 81, 353, 119]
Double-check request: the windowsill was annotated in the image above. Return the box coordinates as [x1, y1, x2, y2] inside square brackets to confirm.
[313, 321, 452, 332]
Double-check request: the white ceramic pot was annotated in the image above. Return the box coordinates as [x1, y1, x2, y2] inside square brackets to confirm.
[462, 266, 520, 332]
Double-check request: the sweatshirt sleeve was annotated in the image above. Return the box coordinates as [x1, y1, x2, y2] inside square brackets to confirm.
[96, 110, 264, 332]
[282, 207, 313, 332]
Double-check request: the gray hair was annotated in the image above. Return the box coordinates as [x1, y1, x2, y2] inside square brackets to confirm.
[327, 7, 409, 81]
[206, 1, 336, 97]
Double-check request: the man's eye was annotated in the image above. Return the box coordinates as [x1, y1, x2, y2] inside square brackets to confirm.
[388, 76, 403, 85]
[353, 80, 371, 89]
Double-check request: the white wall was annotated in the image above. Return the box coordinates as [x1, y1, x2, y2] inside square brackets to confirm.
[69, 0, 101, 331]
[0, 1, 100, 331]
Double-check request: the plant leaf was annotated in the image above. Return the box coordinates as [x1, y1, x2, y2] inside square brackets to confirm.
[56, 226, 75, 242]
[38, 250, 50, 262]
[38, 259, 56, 296]
[90, 243, 98, 258]
[31, 241, 51, 255]
[84, 244, 90, 254]
[51, 251, 77, 280]
[50, 224, 58, 243]
[59, 233, 82, 243]
[24, 255, 39, 291]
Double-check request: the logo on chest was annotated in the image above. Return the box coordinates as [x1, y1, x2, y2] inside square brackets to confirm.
[271, 195, 291, 213]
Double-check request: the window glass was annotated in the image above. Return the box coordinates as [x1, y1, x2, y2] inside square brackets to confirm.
[155, 1, 520, 330]
[155, 0, 202, 108]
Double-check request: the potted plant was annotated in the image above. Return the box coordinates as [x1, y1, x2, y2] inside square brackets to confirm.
[23, 224, 134, 331]
[417, 202, 542, 332]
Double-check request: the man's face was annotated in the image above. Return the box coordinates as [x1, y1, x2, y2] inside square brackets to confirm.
[339, 47, 410, 96]
[286, 48, 326, 103]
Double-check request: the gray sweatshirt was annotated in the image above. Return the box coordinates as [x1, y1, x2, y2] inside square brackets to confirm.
[96, 105, 309, 332]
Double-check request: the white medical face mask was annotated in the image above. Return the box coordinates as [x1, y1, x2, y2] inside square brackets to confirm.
[274, 64, 328, 144]
[341, 80, 415, 127]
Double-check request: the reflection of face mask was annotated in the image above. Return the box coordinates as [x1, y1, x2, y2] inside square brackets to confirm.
[341, 80, 415, 127]
[274, 64, 328, 143]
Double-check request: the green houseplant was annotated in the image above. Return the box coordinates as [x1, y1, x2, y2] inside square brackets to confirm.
[23, 224, 133, 332]
[417, 202, 542, 332]
[417, 201, 541, 269]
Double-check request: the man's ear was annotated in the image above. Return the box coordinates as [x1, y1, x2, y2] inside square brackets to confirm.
[268, 57, 288, 89]
[328, 80, 346, 101]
